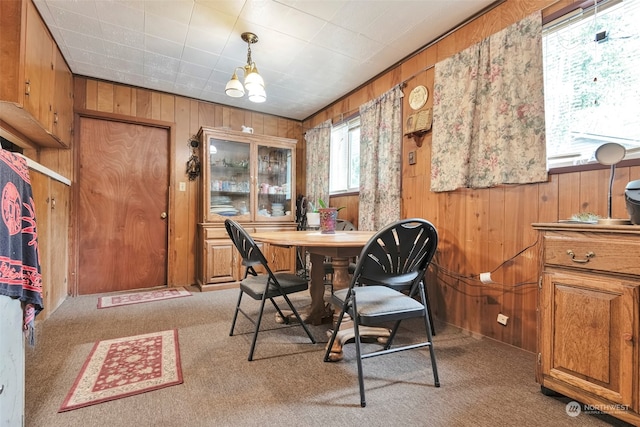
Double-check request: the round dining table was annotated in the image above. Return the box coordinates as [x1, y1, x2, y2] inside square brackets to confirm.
[250, 229, 381, 360]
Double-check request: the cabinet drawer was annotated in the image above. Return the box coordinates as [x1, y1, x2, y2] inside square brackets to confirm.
[544, 235, 640, 276]
[202, 226, 256, 239]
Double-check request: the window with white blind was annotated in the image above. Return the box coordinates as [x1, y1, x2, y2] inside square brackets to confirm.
[543, 0, 640, 168]
[329, 117, 360, 194]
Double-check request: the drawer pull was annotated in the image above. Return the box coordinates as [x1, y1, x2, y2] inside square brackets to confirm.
[566, 250, 595, 263]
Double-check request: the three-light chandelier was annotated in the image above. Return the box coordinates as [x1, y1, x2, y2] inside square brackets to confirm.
[225, 32, 266, 103]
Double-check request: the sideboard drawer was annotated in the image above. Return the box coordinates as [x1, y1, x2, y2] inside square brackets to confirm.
[544, 235, 640, 277]
[202, 225, 257, 240]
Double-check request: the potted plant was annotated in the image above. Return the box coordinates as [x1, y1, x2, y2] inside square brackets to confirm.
[313, 199, 345, 234]
[306, 200, 321, 228]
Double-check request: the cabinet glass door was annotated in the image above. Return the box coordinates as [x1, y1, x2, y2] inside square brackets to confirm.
[256, 144, 293, 221]
[207, 137, 250, 221]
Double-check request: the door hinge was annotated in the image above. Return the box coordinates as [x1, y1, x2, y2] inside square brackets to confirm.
[537, 353, 542, 365]
[538, 276, 542, 289]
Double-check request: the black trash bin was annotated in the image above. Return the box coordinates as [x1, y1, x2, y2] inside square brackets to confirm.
[625, 179, 640, 225]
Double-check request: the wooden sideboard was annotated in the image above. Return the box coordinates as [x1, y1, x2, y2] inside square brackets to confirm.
[533, 222, 640, 425]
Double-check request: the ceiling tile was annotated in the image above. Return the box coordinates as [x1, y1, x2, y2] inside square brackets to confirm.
[145, 34, 184, 59]
[95, 1, 145, 31]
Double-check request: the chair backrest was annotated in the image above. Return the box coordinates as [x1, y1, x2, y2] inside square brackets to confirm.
[352, 218, 438, 293]
[296, 195, 307, 230]
[225, 219, 273, 277]
[335, 219, 356, 231]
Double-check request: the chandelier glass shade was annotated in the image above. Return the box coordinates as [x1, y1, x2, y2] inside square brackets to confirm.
[225, 32, 266, 103]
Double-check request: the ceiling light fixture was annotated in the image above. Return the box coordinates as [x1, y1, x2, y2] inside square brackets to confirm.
[225, 32, 266, 103]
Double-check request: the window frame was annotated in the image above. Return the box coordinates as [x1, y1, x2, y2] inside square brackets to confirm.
[329, 116, 360, 195]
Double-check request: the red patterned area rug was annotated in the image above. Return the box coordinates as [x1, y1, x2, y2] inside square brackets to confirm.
[59, 329, 183, 412]
[97, 287, 191, 309]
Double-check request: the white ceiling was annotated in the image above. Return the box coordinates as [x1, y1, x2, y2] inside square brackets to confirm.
[33, 0, 497, 120]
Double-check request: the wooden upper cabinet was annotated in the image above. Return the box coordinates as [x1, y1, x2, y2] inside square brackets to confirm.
[0, 0, 72, 148]
[23, 0, 53, 127]
[51, 48, 73, 143]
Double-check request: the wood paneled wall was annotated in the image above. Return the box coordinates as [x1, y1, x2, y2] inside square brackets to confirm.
[303, 0, 640, 352]
[331, 193, 360, 229]
[71, 77, 303, 288]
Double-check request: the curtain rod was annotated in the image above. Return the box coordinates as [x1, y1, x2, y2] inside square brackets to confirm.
[402, 65, 435, 86]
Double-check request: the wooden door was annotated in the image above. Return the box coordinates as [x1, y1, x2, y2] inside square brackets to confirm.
[77, 117, 169, 294]
[540, 270, 636, 406]
[204, 239, 235, 284]
[264, 243, 294, 274]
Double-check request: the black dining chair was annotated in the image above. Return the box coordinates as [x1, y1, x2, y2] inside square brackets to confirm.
[225, 219, 316, 361]
[295, 195, 309, 279]
[323, 218, 440, 407]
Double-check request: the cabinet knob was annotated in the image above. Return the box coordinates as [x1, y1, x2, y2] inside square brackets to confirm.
[566, 250, 595, 263]
[160, 212, 167, 219]
[623, 333, 633, 342]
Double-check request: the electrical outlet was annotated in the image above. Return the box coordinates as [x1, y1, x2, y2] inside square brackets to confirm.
[480, 272, 493, 284]
[497, 313, 509, 326]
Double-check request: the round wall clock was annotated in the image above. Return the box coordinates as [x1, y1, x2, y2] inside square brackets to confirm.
[409, 85, 428, 110]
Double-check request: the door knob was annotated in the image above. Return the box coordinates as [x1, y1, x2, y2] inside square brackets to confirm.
[160, 212, 167, 219]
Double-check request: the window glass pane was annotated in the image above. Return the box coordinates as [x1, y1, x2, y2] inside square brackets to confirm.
[330, 125, 348, 193]
[330, 117, 361, 194]
[543, 0, 640, 168]
[349, 127, 360, 190]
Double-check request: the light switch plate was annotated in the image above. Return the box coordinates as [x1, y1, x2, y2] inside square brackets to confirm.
[408, 151, 416, 165]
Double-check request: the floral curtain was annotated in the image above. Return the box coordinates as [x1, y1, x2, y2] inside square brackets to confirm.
[431, 12, 547, 192]
[358, 86, 403, 231]
[304, 120, 331, 209]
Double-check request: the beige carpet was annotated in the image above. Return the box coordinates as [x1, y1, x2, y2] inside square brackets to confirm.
[26, 286, 629, 427]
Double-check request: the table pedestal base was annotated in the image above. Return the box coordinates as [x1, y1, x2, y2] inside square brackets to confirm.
[325, 319, 390, 362]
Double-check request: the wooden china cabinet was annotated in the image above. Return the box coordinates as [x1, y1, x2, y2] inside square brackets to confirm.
[196, 127, 298, 291]
[533, 222, 640, 425]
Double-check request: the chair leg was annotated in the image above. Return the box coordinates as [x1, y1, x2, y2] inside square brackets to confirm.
[269, 298, 289, 324]
[424, 286, 436, 336]
[281, 293, 316, 344]
[296, 248, 308, 279]
[351, 297, 366, 408]
[247, 294, 269, 361]
[324, 303, 348, 362]
[419, 283, 440, 387]
[229, 290, 244, 336]
[383, 319, 403, 350]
